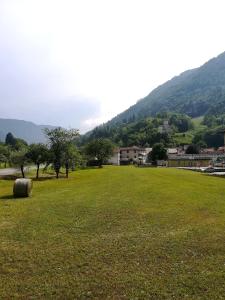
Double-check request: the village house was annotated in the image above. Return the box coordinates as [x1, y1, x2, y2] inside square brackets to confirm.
[217, 146, 225, 153]
[200, 148, 216, 154]
[120, 146, 152, 165]
[167, 148, 178, 155]
[108, 146, 152, 165]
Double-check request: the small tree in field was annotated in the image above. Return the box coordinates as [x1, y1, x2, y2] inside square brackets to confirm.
[150, 143, 168, 164]
[63, 144, 81, 178]
[84, 139, 114, 168]
[11, 149, 29, 178]
[26, 143, 49, 179]
[44, 127, 79, 178]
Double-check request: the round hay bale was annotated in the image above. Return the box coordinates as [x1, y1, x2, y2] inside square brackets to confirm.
[13, 178, 33, 198]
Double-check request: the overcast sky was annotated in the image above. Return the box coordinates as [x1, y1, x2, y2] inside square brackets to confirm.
[1, 0, 225, 133]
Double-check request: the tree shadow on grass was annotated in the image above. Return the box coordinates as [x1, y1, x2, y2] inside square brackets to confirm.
[0, 194, 14, 200]
[0, 194, 32, 200]
[0, 175, 18, 181]
[32, 176, 56, 182]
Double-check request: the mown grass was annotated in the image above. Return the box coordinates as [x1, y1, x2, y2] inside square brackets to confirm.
[1, 166, 225, 299]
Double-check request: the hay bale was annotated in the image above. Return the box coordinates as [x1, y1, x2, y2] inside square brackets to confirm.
[13, 178, 33, 198]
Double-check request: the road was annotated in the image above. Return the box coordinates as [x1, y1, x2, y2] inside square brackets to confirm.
[0, 168, 20, 176]
[0, 166, 33, 176]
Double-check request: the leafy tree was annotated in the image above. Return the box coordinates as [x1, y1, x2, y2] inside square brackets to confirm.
[169, 114, 193, 132]
[63, 144, 81, 178]
[85, 139, 114, 167]
[5, 132, 17, 148]
[26, 143, 49, 179]
[44, 127, 79, 178]
[5, 132, 28, 151]
[11, 149, 29, 178]
[196, 140, 207, 149]
[14, 138, 28, 151]
[150, 143, 168, 164]
[193, 128, 224, 148]
[185, 144, 200, 154]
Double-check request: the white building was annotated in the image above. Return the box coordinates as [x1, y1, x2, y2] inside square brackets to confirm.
[167, 148, 178, 155]
[119, 146, 152, 164]
[108, 149, 120, 165]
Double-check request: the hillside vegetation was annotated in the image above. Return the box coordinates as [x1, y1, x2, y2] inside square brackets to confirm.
[84, 52, 225, 148]
[108, 51, 225, 126]
[83, 112, 225, 148]
[1, 166, 225, 298]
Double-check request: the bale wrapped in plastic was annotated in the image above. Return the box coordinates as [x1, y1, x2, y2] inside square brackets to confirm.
[13, 178, 33, 198]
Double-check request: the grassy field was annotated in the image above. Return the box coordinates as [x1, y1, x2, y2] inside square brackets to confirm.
[1, 166, 225, 299]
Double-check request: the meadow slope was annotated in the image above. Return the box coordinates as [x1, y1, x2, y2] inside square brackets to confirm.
[1, 166, 225, 299]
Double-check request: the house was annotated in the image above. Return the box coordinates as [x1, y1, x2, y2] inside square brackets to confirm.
[217, 146, 225, 153]
[200, 148, 216, 154]
[167, 148, 178, 155]
[120, 146, 152, 165]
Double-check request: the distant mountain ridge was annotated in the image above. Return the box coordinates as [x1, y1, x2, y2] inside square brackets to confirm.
[0, 118, 56, 143]
[107, 51, 225, 126]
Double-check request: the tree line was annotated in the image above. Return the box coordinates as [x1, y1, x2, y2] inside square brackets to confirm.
[80, 113, 194, 148]
[0, 128, 115, 179]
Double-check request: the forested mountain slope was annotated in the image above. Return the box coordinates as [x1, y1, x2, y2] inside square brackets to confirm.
[108, 51, 225, 126]
[83, 52, 225, 148]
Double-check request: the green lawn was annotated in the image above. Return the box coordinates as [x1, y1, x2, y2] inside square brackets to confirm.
[1, 166, 225, 299]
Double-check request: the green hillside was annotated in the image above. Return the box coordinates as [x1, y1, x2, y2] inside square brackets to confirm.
[83, 112, 225, 148]
[108, 51, 225, 126]
[83, 52, 225, 148]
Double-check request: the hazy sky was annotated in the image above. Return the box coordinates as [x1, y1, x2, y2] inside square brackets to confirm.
[1, 0, 225, 133]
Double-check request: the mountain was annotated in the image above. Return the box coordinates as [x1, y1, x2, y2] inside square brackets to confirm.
[0, 118, 56, 143]
[82, 51, 225, 148]
[107, 51, 225, 126]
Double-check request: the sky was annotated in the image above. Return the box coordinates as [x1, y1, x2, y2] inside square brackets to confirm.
[1, 0, 225, 133]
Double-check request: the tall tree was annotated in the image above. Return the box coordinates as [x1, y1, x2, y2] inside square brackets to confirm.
[185, 144, 200, 154]
[63, 144, 81, 178]
[85, 138, 114, 168]
[149, 143, 168, 164]
[5, 132, 16, 148]
[44, 127, 79, 178]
